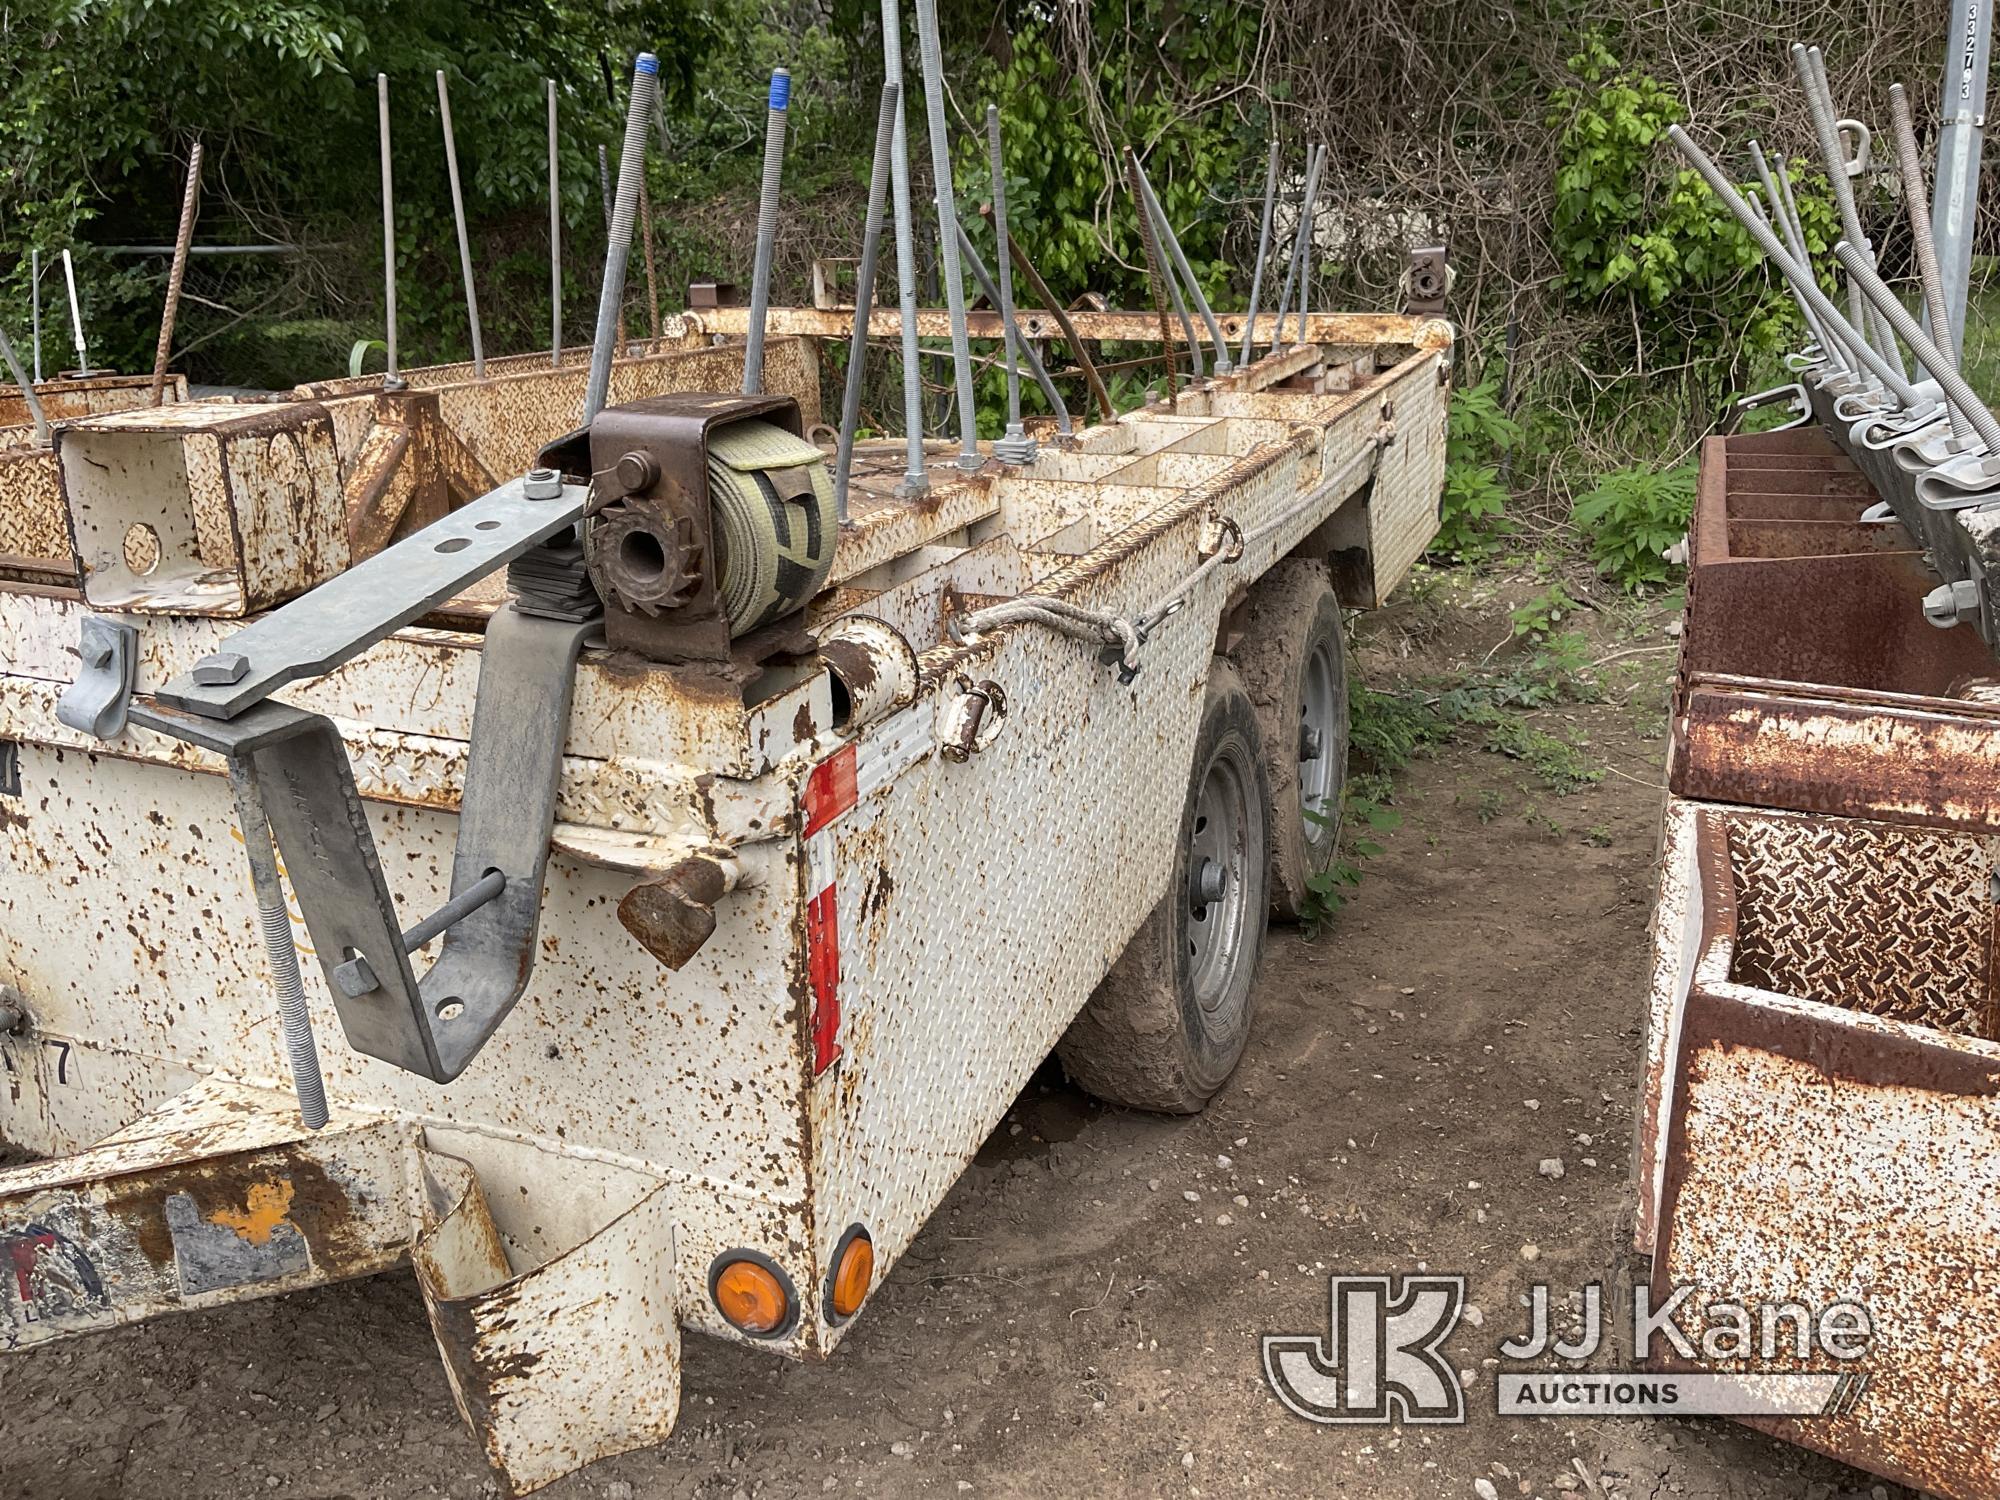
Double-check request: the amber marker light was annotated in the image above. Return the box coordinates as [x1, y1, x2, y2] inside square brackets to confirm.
[828, 1226, 874, 1320]
[711, 1253, 794, 1337]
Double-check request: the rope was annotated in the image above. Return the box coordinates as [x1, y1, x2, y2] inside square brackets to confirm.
[954, 431, 1389, 674]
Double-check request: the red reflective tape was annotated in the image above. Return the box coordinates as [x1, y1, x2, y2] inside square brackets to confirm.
[803, 744, 859, 837]
[806, 884, 842, 1075]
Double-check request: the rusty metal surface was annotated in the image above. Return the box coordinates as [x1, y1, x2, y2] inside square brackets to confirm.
[0, 1079, 411, 1348]
[0, 373, 183, 430]
[1644, 808, 2000, 1499]
[695, 305, 1450, 351]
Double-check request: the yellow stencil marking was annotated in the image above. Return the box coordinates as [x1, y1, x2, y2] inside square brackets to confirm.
[208, 1180, 296, 1246]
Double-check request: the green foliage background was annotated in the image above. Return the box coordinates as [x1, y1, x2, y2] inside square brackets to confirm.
[0, 0, 1966, 562]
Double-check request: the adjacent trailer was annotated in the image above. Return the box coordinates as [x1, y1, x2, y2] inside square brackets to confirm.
[0, 306, 1451, 1491]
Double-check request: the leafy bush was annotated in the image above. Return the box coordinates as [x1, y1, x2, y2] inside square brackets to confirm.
[1432, 377, 1522, 559]
[1572, 461, 1696, 590]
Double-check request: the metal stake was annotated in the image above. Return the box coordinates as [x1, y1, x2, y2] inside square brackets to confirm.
[742, 68, 790, 395]
[149, 142, 203, 406]
[585, 53, 659, 423]
[1130, 151, 1230, 374]
[1241, 139, 1279, 365]
[914, 0, 982, 469]
[436, 71, 486, 378]
[1126, 149, 1202, 381]
[1668, 126, 1923, 407]
[881, 0, 928, 494]
[1289, 146, 1327, 346]
[1931, 0, 1992, 351]
[1270, 146, 1322, 353]
[1836, 241, 2000, 449]
[60, 249, 88, 374]
[548, 79, 562, 368]
[638, 172, 662, 343]
[988, 106, 1034, 462]
[954, 225, 1071, 435]
[835, 83, 903, 517]
[29, 248, 41, 384]
[0, 324, 49, 445]
[378, 74, 400, 386]
[1891, 83, 1960, 372]
[226, 759, 329, 1131]
[1745, 139, 1846, 375]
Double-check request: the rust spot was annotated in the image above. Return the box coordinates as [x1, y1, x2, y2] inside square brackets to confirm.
[207, 1179, 295, 1246]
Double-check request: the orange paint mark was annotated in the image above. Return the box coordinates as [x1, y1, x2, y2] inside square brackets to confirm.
[208, 1179, 296, 1246]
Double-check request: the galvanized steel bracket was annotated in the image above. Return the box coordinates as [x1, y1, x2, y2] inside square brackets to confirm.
[55, 614, 139, 740]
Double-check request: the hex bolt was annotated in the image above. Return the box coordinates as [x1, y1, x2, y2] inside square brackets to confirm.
[332, 953, 380, 998]
[1924, 578, 1984, 629]
[192, 651, 250, 686]
[523, 466, 564, 500]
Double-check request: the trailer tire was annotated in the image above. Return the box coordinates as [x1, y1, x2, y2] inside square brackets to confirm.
[1230, 560, 1348, 921]
[1056, 659, 1271, 1113]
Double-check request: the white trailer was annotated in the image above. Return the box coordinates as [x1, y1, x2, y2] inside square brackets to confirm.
[0, 307, 1450, 1492]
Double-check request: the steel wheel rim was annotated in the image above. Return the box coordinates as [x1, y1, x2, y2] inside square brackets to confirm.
[1186, 743, 1254, 1015]
[1299, 636, 1340, 850]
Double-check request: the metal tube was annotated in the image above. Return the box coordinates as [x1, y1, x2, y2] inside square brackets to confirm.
[954, 224, 1071, 434]
[995, 220, 1114, 421]
[1796, 45, 1908, 379]
[1891, 83, 1959, 370]
[585, 53, 659, 423]
[598, 143, 613, 230]
[377, 74, 399, 384]
[1269, 146, 1320, 353]
[836, 83, 903, 516]
[914, 0, 982, 469]
[29, 248, 41, 384]
[638, 171, 662, 343]
[1126, 148, 1202, 380]
[1743, 188, 1860, 384]
[548, 79, 562, 368]
[60, 248, 87, 372]
[149, 142, 203, 406]
[436, 71, 485, 378]
[1931, 0, 1992, 351]
[742, 68, 790, 395]
[226, 760, 328, 1132]
[0, 324, 49, 445]
[1835, 241, 2000, 449]
[1129, 159, 1180, 403]
[988, 106, 1032, 461]
[1289, 146, 1327, 346]
[1745, 139, 1845, 373]
[1667, 126, 1923, 406]
[1241, 140, 1279, 365]
[1131, 152, 1229, 373]
[881, 0, 928, 493]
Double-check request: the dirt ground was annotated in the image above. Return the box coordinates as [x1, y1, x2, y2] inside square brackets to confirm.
[0, 574, 1919, 1500]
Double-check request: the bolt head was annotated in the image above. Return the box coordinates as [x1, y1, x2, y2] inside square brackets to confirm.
[523, 466, 564, 501]
[331, 954, 379, 998]
[614, 450, 660, 494]
[191, 651, 250, 686]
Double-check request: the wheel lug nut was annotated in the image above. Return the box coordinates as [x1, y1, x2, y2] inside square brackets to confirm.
[1193, 857, 1227, 904]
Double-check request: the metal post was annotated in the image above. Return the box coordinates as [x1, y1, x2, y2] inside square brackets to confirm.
[585, 53, 659, 423]
[1126, 148, 1203, 381]
[1931, 0, 1992, 351]
[1836, 241, 2000, 449]
[914, 0, 982, 470]
[742, 68, 790, 395]
[436, 71, 485, 378]
[1887, 85, 1973, 441]
[548, 79, 562, 368]
[881, 0, 928, 494]
[29, 248, 41, 384]
[59, 249, 88, 374]
[226, 760, 329, 1131]
[0, 325, 49, 445]
[1745, 139, 1845, 374]
[1270, 146, 1321, 353]
[954, 225, 1071, 434]
[1290, 146, 1327, 346]
[995, 220, 1114, 422]
[1131, 152, 1230, 374]
[835, 83, 903, 517]
[988, 106, 1034, 463]
[1668, 126, 1924, 406]
[377, 74, 400, 386]
[149, 142, 203, 406]
[1241, 140, 1279, 365]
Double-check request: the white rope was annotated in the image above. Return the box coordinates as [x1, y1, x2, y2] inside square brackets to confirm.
[954, 431, 1388, 673]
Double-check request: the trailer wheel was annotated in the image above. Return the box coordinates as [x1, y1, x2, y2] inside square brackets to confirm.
[1230, 560, 1348, 921]
[1057, 659, 1271, 1113]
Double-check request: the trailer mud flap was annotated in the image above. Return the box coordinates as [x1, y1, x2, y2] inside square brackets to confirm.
[1648, 809, 2000, 1500]
[414, 1147, 681, 1496]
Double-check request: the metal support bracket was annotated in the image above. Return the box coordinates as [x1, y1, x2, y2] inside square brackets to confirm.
[56, 615, 139, 739]
[131, 606, 594, 1081]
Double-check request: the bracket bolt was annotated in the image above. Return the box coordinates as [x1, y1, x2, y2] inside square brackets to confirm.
[331, 954, 380, 998]
[613, 450, 661, 494]
[523, 467, 564, 501]
[192, 651, 250, 686]
[1923, 579, 1983, 629]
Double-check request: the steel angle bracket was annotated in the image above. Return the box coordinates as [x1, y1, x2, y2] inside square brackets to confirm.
[131, 607, 592, 1082]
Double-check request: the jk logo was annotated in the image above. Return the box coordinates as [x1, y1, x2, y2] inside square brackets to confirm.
[1262, 1274, 1467, 1424]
